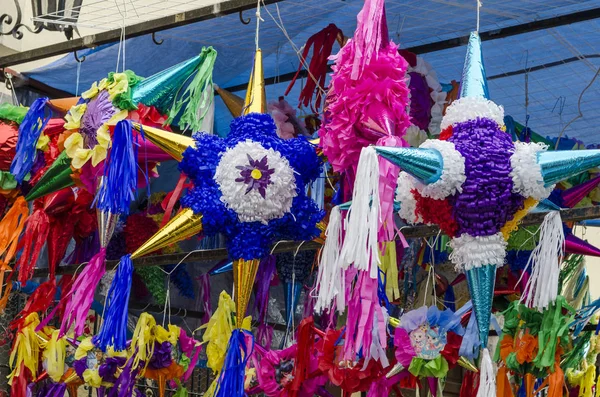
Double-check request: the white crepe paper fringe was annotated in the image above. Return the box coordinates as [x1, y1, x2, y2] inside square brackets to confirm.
[395, 172, 422, 224]
[215, 140, 297, 224]
[476, 348, 496, 397]
[509, 141, 554, 201]
[448, 232, 507, 271]
[440, 96, 504, 130]
[520, 211, 564, 310]
[408, 56, 446, 135]
[341, 146, 381, 278]
[418, 139, 466, 200]
[314, 206, 346, 314]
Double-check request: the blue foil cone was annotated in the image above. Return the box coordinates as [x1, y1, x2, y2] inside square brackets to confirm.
[131, 55, 203, 113]
[465, 265, 497, 347]
[459, 32, 490, 100]
[375, 146, 443, 185]
[538, 149, 600, 187]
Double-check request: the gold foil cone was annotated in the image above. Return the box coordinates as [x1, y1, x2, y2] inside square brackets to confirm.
[457, 356, 478, 372]
[233, 258, 260, 328]
[131, 209, 203, 259]
[386, 362, 404, 378]
[243, 49, 267, 115]
[215, 84, 244, 118]
[131, 122, 194, 162]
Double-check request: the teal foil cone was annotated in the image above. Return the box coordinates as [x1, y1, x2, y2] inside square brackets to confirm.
[131, 55, 203, 113]
[466, 265, 496, 347]
[459, 32, 490, 100]
[538, 149, 600, 187]
[375, 146, 443, 185]
[25, 151, 74, 202]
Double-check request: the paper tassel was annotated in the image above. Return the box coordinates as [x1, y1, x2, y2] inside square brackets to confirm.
[162, 47, 217, 132]
[283, 281, 302, 331]
[290, 317, 315, 395]
[129, 312, 157, 370]
[214, 329, 254, 397]
[198, 273, 212, 324]
[243, 49, 267, 115]
[9, 313, 40, 385]
[93, 255, 133, 352]
[565, 233, 600, 257]
[253, 256, 275, 324]
[41, 330, 66, 382]
[538, 149, 600, 187]
[96, 119, 138, 216]
[284, 24, 342, 111]
[215, 85, 244, 118]
[375, 146, 443, 185]
[341, 146, 381, 278]
[24, 151, 74, 202]
[16, 207, 50, 284]
[0, 197, 29, 312]
[521, 211, 564, 310]
[459, 32, 490, 100]
[10, 97, 51, 183]
[132, 122, 194, 162]
[476, 348, 496, 397]
[131, 208, 203, 259]
[59, 248, 107, 337]
[314, 205, 345, 314]
[233, 259, 260, 328]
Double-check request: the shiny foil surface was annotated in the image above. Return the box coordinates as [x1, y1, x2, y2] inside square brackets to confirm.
[466, 265, 497, 347]
[133, 123, 194, 162]
[375, 146, 443, 184]
[130, 56, 203, 113]
[131, 208, 203, 259]
[234, 258, 260, 328]
[458, 32, 490, 100]
[25, 151, 75, 202]
[538, 149, 600, 186]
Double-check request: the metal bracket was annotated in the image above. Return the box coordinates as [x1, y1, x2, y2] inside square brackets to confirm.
[152, 32, 164, 45]
[239, 10, 251, 24]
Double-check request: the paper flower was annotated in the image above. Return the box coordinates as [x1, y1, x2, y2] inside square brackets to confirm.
[392, 306, 464, 379]
[180, 112, 323, 260]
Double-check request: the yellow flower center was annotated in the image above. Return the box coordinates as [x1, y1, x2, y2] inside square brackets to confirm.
[251, 169, 262, 180]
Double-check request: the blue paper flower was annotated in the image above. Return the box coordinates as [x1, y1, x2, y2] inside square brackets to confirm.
[180, 113, 324, 260]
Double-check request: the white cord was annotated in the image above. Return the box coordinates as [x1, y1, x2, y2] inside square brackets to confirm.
[476, 0, 482, 33]
[255, 0, 263, 51]
[75, 60, 81, 96]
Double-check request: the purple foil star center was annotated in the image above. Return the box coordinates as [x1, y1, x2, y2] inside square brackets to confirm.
[236, 154, 274, 198]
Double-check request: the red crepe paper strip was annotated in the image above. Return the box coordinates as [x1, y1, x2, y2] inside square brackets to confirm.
[290, 317, 315, 396]
[10, 279, 56, 330]
[17, 207, 50, 284]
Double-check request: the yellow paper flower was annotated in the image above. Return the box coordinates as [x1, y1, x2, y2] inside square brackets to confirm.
[36, 133, 50, 152]
[81, 82, 99, 100]
[64, 104, 87, 130]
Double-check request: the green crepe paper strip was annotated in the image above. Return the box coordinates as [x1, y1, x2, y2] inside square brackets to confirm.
[173, 381, 188, 397]
[135, 266, 167, 304]
[408, 356, 449, 378]
[166, 47, 217, 132]
[0, 103, 28, 124]
[179, 353, 191, 372]
[107, 70, 144, 111]
[0, 171, 18, 190]
[507, 225, 539, 251]
[533, 296, 575, 371]
[562, 332, 592, 371]
[560, 254, 584, 292]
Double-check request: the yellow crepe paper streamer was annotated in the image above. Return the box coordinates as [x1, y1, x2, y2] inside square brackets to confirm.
[41, 330, 66, 383]
[129, 313, 157, 371]
[155, 324, 180, 345]
[378, 242, 400, 301]
[9, 313, 41, 384]
[501, 197, 538, 240]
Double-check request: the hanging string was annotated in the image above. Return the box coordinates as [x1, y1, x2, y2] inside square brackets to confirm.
[476, 0, 482, 33]
[75, 59, 82, 96]
[255, 0, 263, 51]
